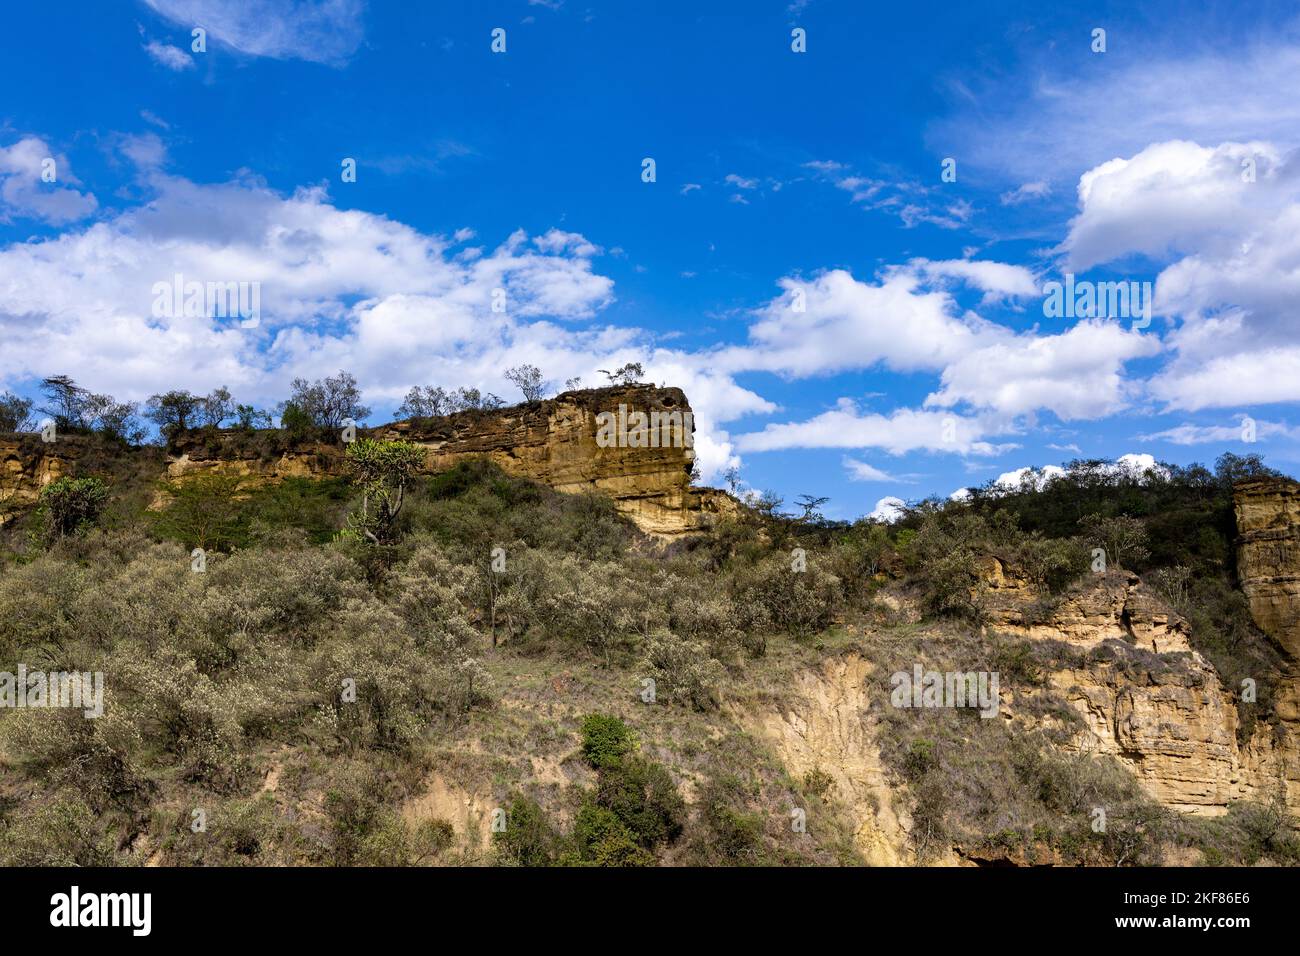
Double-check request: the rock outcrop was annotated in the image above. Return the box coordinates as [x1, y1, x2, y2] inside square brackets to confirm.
[983, 562, 1297, 815]
[0, 434, 99, 524]
[162, 384, 738, 537]
[1235, 476, 1300, 659]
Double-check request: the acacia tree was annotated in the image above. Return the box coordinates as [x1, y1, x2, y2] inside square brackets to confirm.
[398, 385, 452, 419]
[597, 363, 644, 386]
[504, 364, 548, 402]
[145, 390, 204, 437]
[0, 392, 33, 432]
[287, 371, 371, 430]
[39, 375, 91, 429]
[342, 439, 425, 544]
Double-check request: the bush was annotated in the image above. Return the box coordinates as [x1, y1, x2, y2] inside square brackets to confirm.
[0, 798, 115, 866]
[593, 756, 685, 850]
[639, 630, 724, 710]
[494, 795, 559, 866]
[579, 713, 634, 770]
[571, 802, 655, 866]
[37, 475, 110, 541]
[731, 553, 839, 638]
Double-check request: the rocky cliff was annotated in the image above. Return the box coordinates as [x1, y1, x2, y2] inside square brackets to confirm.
[161, 384, 738, 537]
[982, 561, 1299, 817]
[1235, 476, 1300, 659]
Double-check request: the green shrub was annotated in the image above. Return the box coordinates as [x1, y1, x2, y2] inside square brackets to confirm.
[571, 802, 654, 866]
[580, 713, 635, 770]
[494, 795, 559, 866]
[37, 475, 110, 541]
[593, 756, 685, 850]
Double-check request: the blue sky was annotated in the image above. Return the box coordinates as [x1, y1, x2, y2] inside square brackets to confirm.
[1, 1, 1299, 520]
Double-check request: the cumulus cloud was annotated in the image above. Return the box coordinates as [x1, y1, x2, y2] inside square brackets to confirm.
[1061, 138, 1300, 410]
[734, 399, 1015, 457]
[0, 137, 98, 224]
[925, 319, 1160, 420]
[0, 171, 614, 406]
[716, 268, 991, 378]
[867, 496, 907, 523]
[906, 257, 1039, 299]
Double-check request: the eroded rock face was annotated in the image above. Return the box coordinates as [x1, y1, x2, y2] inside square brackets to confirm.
[739, 654, 909, 866]
[0, 435, 75, 523]
[161, 385, 738, 537]
[983, 562, 1192, 655]
[984, 563, 1300, 816]
[1235, 476, 1300, 659]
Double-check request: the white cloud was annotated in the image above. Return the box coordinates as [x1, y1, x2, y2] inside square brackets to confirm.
[934, 35, 1300, 185]
[867, 496, 907, 523]
[1000, 181, 1050, 206]
[716, 268, 991, 378]
[725, 174, 758, 190]
[734, 399, 1015, 457]
[1139, 418, 1296, 445]
[0, 172, 613, 405]
[1062, 138, 1300, 410]
[994, 464, 1066, 492]
[924, 319, 1160, 420]
[143, 0, 365, 66]
[0, 137, 98, 224]
[842, 457, 896, 482]
[143, 41, 195, 71]
[906, 257, 1038, 298]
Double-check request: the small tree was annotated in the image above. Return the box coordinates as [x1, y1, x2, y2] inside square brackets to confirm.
[342, 439, 425, 544]
[287, 371, 371, 430]
[82, 394, 143, 444]
[199, 387, 235, 428]
[446, 387, 505, 413]
[39, 375, 90, 430]
[398, 385, 452, 419]
[145, 390, 204, 438]
[152, 474, 249, 551]
[0, 391, 33, 432]
[794, 494, 830, 523]
[598, 363, 644, 386]
[504, 364, 548, 402]
[1079, 513, 1150, 570]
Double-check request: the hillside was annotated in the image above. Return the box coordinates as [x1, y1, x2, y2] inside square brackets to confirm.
[0, 391, 1298, 867]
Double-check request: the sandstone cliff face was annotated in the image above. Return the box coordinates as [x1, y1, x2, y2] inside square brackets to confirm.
[1, 435, 75, 523]
[1232, 476, 1300, 813]
[161, 385, 737, 537]
[739, 655, 909, 866]
[981, 563, 1300, 816]
[1235, 476, 1300, 659]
